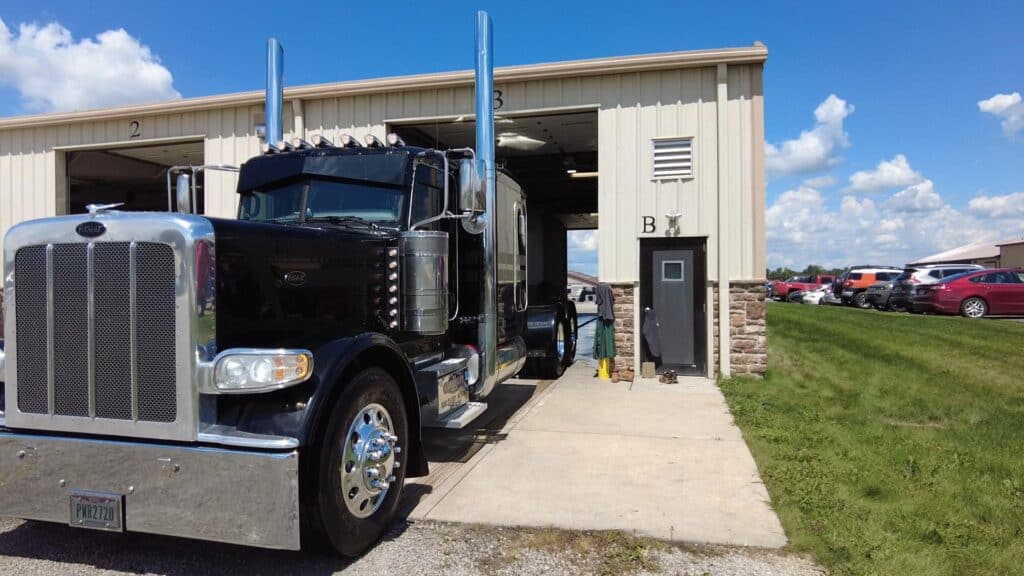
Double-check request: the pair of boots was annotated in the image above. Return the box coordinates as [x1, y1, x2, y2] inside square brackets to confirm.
[659, 370, 678, 384]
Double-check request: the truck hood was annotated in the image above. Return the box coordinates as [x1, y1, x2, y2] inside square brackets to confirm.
[207, 217, 397, 350]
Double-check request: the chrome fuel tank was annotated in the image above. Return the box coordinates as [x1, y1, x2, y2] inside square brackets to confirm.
[400, 231, 449, 335]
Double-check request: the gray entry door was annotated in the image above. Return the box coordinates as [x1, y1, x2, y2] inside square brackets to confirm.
[652, 249, 695, 367]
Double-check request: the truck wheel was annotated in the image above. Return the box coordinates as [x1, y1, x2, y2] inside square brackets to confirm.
[563, 302, 578, 366]
[522, 311, 568, 378]
[853, 292, 871, 309]
[315, 367, 407, 557]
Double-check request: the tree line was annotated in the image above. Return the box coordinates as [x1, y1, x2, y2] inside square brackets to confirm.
[765, 265, 847, 281]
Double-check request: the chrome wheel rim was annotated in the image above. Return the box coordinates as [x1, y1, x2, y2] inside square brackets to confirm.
[964, 300, 985, 318]
[555, 322, 566, 361]
[340, 403, 398, 518]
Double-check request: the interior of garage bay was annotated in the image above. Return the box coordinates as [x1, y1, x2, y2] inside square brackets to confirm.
[394, 110, 598, 305]
[65, 140, 204, 214]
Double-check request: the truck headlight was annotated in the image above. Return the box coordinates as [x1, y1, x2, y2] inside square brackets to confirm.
[211, 350, 313, 392]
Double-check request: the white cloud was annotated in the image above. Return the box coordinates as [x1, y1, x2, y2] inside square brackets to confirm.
[884, 180, 944, 213]
[802, 174, 836, 188]
[568, 230, 598, 251]
[978, 92, 1024, 136]
[846, 154, 923, 193]
[766, 181, 1009, 269]
[765, 94, 854, 175]
[0, 18, 180, 113]
[968, 191, 1024, 219]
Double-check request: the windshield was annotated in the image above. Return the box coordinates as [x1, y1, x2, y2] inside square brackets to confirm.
[239, 178, 406, 226]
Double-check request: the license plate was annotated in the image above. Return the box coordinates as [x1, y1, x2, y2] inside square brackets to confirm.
[69, 491, 123, 532]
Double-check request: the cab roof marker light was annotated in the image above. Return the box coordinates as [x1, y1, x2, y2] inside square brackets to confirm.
[312, 135, 334, 148]
[364, 134, 385, 148]
[291, 137, 314, 150]
[339, 134, 363, 148]
[276, 140, 295, 152]
[386, 133, 406, 147]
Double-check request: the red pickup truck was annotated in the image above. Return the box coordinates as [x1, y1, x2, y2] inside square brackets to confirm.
[770, 275, 835, 299]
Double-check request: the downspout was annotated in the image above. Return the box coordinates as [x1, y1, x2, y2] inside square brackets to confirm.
[473, 10, 499, 398]
[716, 63, 731, 377]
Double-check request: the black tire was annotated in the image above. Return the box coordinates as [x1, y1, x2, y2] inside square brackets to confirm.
[521, 307, 568, 379]
[310, 367, 408, 557]
[853, 292, 871, 309]
[960, 297, 987, 319]
[563, 302, 578, 366]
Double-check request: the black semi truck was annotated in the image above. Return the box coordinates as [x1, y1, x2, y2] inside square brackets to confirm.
[0, 12, 576, 556]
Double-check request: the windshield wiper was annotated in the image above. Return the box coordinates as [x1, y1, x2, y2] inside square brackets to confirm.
[305, 215, 380, 230]
[262, 215, 301, 223]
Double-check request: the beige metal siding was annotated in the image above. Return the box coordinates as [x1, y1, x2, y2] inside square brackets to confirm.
[1001, 243, 1024, 268]
[0, 107, 264, 255]
[0, 61, 765, 287]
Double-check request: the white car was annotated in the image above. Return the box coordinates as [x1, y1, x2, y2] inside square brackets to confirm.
[802, 284, 832, 305]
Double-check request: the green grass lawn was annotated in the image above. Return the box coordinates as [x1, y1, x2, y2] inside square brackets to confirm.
[720, 305, 1024, 576]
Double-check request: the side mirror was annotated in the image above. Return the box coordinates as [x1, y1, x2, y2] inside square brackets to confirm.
[458, 158, 484, 214]
[176, 173, 192, 213]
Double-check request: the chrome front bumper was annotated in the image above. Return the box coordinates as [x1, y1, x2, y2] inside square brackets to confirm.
[0, 431, 300, 550]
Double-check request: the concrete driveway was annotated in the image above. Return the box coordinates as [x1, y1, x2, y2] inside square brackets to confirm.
[409, 364, 787, 548]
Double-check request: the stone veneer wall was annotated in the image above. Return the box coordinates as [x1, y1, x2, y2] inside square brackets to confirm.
[609, 283, 635, 382]
[711, 280, 767, 377]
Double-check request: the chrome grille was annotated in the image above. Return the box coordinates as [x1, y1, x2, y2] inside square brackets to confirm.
[13, 241, 177, 423]
[93, 242, 132, 419]
[135, 243, 177, 422]
[14, 246, 48, 414]
[53, 244, 89, 417]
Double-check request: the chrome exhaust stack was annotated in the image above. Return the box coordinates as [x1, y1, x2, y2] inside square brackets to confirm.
[473, 10, 501, 398]
[265, 38, 284, 150]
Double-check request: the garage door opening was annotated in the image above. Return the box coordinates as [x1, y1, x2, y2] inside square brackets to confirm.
[393, 110, 598, 305]
[66, 141, 204, 214]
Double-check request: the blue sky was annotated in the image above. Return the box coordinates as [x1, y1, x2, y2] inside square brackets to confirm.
[2, 1, 1022, 275]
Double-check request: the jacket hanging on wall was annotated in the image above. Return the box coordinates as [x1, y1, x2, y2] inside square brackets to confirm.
[593, 282, 616, 359]
[594, 318, 616, 360]
[595, 283, 615, 322]
[642, 307, 662, 359]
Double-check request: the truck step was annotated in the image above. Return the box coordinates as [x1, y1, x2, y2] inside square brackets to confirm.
[425, 401, 488, 429]
[416, 357, 488, 429]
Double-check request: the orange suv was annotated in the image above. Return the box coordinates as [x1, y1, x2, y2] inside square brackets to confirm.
[840, 267, 902, 308]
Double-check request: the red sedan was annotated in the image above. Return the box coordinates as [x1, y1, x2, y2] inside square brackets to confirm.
[910, 268, 1024, 318]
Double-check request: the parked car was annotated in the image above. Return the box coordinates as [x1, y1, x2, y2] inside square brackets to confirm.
[821, 289, 843, 306]
[865, 281, 896, 310]
[787, 290, 808, 303]
[832, 265, 885, 302]
[801, 284, 833, 305]
[888, 264, 986, 312]
[840, 267, 902, 308]
[909, 268, 1024, 318]
[772, 274, 835, 300]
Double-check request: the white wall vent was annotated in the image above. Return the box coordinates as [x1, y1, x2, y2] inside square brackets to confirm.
[651, 137, 693, 180]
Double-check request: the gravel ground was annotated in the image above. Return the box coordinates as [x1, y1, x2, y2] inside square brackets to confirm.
[0, 516, 823, 576]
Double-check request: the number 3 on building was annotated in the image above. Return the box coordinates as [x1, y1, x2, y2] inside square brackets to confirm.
[493, 90, 504, 110]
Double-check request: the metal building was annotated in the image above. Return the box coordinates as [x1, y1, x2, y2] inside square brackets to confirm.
[0, 45, 768, 378]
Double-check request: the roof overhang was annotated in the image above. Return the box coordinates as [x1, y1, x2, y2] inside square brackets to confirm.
[0, 45, 767, 130]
